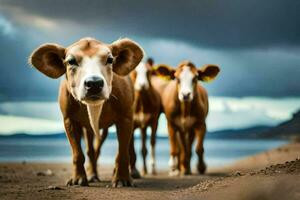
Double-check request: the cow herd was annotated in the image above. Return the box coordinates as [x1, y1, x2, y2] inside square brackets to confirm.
[29, 37, 220, 187]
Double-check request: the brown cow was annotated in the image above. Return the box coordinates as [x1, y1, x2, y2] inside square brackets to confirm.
[29, 37, 143, 187]
[99, 58, 162, 176]
[155, 61, 220, 175]
[130, 58, 161, 175]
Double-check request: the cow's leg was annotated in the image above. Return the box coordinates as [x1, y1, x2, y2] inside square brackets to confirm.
[129, 132, 141, 179]
[140, 127, 148, 175]
[112, 117, 133, 187]
[64, 118, 88, 186]
[149, 119, 158, 175]
[187, 130, 195, 174]
[178, 130, 191, 175]
[195, 123, 207, 174]
[167, 122, 180, 176]
[83, 127, 100, 183]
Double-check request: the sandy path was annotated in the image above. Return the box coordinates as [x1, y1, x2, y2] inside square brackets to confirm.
[0, 142, 299, 200]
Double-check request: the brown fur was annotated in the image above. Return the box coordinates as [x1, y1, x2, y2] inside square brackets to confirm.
[29, 37, 143, 187]
[131, 60, 161, 175]
[155, 61, 220, 175]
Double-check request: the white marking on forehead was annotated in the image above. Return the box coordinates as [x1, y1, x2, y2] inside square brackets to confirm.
[179, 66, 194, 80]
[178, 66, 195, 101]
[134, 62, 149, 90]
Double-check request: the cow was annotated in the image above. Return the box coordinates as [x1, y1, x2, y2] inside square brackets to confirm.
[29, 37, 143, 187]
[154, 61, 220, 175]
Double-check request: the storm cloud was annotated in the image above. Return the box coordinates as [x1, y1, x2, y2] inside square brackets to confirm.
[0, 0, 299, 99]
[1, 0, 300, 48]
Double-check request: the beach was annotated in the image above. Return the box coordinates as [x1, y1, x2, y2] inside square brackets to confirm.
[0, 142, 299, 200]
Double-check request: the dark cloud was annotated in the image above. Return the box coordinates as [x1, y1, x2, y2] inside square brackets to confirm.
[0, 0, 299, 100]
[1, 0, 300, 48]
[0, 27, 60, 101]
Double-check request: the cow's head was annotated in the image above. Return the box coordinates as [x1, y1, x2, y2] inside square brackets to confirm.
[131, 58, 155, 91]
[155, 61, 220, 102]
[29, 37, 144, 105]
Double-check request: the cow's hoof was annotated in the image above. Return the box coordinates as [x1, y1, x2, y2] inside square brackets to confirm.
[112, 165, 135, 187]
[150, 168, 157, 176]
[131, 168, 142, 179]
[181, 169, 192, 175]
[169, 169, 180, 177]
[112, 178, 135, 187]
[66, 176, 89, 186]
[142, 169, 148, 176]
[197, 162, 207, 174]
[88, 175, 100, 183]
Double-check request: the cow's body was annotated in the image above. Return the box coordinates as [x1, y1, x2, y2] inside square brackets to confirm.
[161, 80, 208, 175]
[154, 61, 220, 175]
[132, 76, 161, 175]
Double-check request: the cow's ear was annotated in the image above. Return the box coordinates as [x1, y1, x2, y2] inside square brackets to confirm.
[110, 38, 144, 76]
[154, 64, 176, 79]
[197, 64, 220, 82]
[29, 43, 66, 79]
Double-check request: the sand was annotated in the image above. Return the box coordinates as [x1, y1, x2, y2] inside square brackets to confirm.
[0, 142, 299, 200]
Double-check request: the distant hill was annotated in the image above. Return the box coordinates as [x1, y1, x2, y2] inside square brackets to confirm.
[206, 126, 272, 139]
[0, 132, 169, 140]
[0, 132, 66, 139]
[1, 110, 299, 141]
[0, 127, 271, 140]
[257, 110, 300, 140]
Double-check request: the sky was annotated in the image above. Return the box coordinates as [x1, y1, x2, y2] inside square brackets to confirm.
[0, 0, 300, 134]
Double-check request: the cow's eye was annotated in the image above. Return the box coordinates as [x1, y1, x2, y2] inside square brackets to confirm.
[67, 57, 78, 66]
[106, 56, 113, 65]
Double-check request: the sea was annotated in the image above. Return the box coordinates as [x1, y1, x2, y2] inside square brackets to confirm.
[0, 135, 287, 169]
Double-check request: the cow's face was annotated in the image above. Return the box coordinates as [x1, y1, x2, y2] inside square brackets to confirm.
[29, 37, 144, 105]
[131, 58, 154, 91]
[155, 61, 220, 102]
[64, 39, 114, 104]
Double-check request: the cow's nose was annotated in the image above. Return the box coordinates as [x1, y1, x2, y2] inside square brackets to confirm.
[84, 76, 104, 93]
[183, 92, 191, 101]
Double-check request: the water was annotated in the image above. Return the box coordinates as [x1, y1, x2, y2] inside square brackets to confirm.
[0, 137, 287, 169]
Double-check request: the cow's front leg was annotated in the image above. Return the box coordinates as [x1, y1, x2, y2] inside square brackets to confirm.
[178, 130, 192, 175]
[83, 127, 100, 183]
[64, 118, 88, 186]
[167, 122, 180, 176]
[112, 117, 133, 187]
[149, 119, 158, 175]
[140, 127, 148, 175]
[195, 124, 207, 174]
[129, 134, 141, 179]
